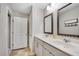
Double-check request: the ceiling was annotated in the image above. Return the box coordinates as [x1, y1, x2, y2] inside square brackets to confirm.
[7, 3, 48, 16]
[7, 3, 68, 17]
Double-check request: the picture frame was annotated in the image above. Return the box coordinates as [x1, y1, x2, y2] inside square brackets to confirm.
[44, 13, 53, 34]
[57, 3, 79, 37]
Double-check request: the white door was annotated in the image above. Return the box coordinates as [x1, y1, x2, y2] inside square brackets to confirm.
[13, 17, 28, 49]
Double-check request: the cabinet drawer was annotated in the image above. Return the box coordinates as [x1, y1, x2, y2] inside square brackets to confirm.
[43, 42, 69, 56]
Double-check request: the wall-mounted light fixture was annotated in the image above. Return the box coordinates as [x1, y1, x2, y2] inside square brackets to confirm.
[46, 3, 59, 11]
[64, 18, 78, 27]
[46, 3, 68, 11]
[64, 18, 78, 24]
[46, 3, 52, 11]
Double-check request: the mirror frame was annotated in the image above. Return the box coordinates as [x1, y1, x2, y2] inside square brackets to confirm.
[57, 3, 79, 37]
[44, 13, 53, 34]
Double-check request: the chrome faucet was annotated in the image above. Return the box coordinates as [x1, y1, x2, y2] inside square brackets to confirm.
[63, 39, 70, 43]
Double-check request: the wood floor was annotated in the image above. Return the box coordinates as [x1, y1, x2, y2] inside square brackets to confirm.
[10, 48, 35, 56]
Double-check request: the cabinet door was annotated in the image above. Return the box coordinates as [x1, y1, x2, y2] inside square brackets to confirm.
[37, 44, 43, 56]
[34, 38, 38, 55]
[42, 47, 54, 56]
[34, 37, 43, 56]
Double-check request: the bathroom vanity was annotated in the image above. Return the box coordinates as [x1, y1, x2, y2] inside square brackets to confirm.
[33, 34, 79, 56]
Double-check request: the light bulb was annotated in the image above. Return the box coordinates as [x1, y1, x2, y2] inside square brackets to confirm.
[46, 3, 58, 11]
[47, 5, 51, 11]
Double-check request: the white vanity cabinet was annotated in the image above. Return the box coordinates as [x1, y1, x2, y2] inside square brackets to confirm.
[34, 36, 70, 56]
[34, 37, 43, 56]
[43, 41, 69, 56]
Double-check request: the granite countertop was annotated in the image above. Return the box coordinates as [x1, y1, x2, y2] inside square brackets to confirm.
[34, 34, 79, 56]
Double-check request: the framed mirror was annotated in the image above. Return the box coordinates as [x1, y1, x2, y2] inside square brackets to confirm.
[57, 3, 79, 37]
[44, 13, 53, 34]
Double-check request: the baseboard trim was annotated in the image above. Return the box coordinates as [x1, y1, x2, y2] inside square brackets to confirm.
[12, 47, 27, 51]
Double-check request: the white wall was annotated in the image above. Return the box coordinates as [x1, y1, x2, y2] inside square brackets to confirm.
[28, 7, 32, 50]
[32, 5, 44, 34]
[0, 4, 13, 56]
[0, 4, 28, 55]
[59, 4, 79, 35]
[13, 12, 28, 18]
[44, 4, 67, 35]
[29, 5, 44, 51]
[44, 8, 58, 35]
[44, 3, 79, 41]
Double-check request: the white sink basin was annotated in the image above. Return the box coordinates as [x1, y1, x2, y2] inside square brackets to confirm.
[52, 40, 66, 47]
[52, 39, 79, 49]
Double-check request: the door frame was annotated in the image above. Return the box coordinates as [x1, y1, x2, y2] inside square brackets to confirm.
[8, 10, 13, 55]
[27, 19, 29, 48]
[8, 11, 11, 50]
